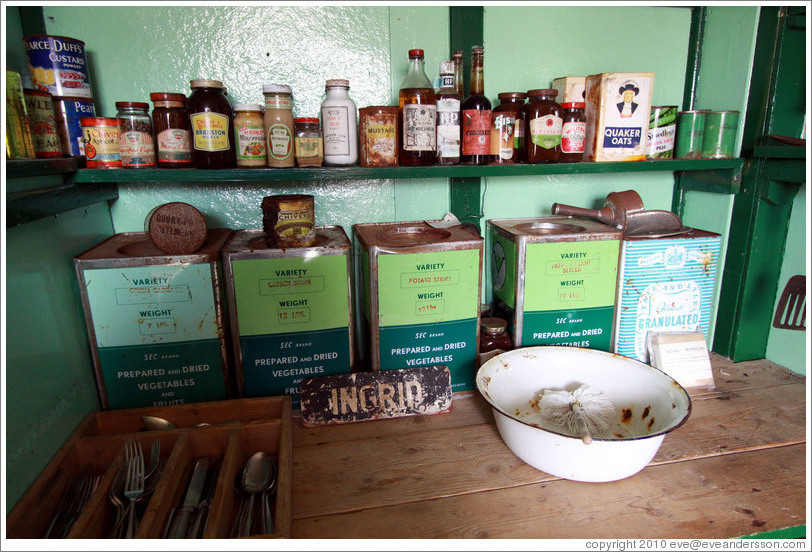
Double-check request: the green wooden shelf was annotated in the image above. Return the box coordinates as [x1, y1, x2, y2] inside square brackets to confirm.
[6, 181, 118, 227]
[5, 157, 78, 178]
[65, 157, 744, 184]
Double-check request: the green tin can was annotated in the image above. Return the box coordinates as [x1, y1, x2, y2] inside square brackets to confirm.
[675, 110, 706, 159]
[700, 110, 739, 159]
[646, 105, 678, 159]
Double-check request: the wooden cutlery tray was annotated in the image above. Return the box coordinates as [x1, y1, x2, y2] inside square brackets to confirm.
[6, 396, 292, 539]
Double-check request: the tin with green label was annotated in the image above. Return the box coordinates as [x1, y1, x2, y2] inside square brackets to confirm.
[222, 226, 355, 407]
[488, 217, 621, 351]
[646, 105, 677, 160]
[74, 229, 233, 409]
[700, 110, 739, 159]
[353, 221, 483, 393]
[675, 110, 707, 159]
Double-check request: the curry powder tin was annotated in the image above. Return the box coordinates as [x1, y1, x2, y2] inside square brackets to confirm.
[353, 220, 483, 393]
[222, 226, 355, 407]
[613, 228, 721, 363]
[488, 217, 621, 351]
[583, 72, 654, 162]
[74, 229, 233, 409]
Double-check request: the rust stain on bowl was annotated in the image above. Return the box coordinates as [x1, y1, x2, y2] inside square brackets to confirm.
[641, 405, 651, 419]
[621, 408, 633, 423]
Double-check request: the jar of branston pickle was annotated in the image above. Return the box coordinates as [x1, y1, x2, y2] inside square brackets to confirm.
[188, 79, 236, 169]
[234, 103, 267, 167]
[294, 117, 323, 167]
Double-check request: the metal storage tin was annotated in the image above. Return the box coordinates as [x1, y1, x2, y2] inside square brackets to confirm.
[222, 226, 355, 407]
[24, 35, 93, 98]
[74, 229, 233, 410]
[353, 220, 483, 393]
[674, 110, 706, 159]
[488, 217, 622, 351]
[700, 110, 740, 159]
[646, 105, 677, 160]
[53, 95, 96, 158]
[613, 228, 722, 363]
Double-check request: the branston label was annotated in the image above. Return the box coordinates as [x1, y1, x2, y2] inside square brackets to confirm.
[299, 365, 452, 427]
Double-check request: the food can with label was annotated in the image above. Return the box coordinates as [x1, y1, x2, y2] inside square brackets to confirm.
[53, 96, 96, 159]
[80, 117, 122, 168]
[73, 229, 233, 409]
[613, 228, 721, 363]
[488, 217, 621, 351]
[674, 110, 706, 159]
[5, 70, 36, 159]
[24, 35, 93, 98]
[261, 194, 316, 248]
[23, 88, 62, 158]
[646, 105, 677, 160]
[700, 110, 739, 159]
[222, 226, 355, 407]
[359, 106, 398, 167]
[353, 220, 483, 393]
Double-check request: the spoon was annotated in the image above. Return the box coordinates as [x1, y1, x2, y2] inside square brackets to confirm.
[142, 416, 176, 431]
[240, 452, 273, 537]
[260, 457, 279, 534]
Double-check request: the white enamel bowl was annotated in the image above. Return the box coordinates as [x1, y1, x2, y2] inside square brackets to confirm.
[476, 346, 692, 482]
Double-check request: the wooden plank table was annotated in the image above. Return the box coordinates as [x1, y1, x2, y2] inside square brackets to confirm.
[290, 354, 807, 539]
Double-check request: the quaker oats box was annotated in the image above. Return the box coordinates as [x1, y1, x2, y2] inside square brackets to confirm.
[613, 228, 722, 363]
[74, 229, 233, 409]
[552, 76, 586, 103]
[584, 72, 654, 162]
[222, 226, 355, 408]
[488, 217, 621, 351]
[353, 221, 483, 393]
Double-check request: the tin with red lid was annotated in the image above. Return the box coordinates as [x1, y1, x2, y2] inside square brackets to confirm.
[80, 117, 122, 168]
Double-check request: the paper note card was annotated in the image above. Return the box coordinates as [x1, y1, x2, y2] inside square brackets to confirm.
[647, 331, 715, 390]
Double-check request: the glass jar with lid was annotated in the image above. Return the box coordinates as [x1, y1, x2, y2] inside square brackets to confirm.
[321, 79, 358, 166]
[479, 317, 513, 353]
[560, 101, 586, 163]
[294, 117, 324, 167]
[188, 79, 236, 169]
[115, 101, 156, 168]
[490, 92, 526, 164]
[234, 103, 266, 168]
[262, 84, 295, 168]
[149, 92, 191, 168]
[521, 89, 562, 164]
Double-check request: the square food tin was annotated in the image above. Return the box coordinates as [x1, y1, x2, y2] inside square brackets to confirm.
[74, 229, 233, 409]
[488, 217, 622, 351]
[584, 72, 654, 162]
[614, 228, 722, 363]
[552, 76, 586, 103]
[353, 221, 483, 393]
[222, 226, 355, 407]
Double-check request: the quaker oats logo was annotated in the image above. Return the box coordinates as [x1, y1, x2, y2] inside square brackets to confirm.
[616, 81, 640, 118]
[491, 241, 507, 290]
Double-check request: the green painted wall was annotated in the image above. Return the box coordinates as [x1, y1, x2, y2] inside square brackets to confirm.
[4, 203, 114, 512]
[765, 183, 807, 375]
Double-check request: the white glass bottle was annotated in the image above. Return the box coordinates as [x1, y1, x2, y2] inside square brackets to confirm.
[320, 79, 358, 165]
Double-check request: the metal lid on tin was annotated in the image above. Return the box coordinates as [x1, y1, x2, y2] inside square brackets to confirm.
[79, 117, 117, 126]
[233, 103, 263, 112]
[481, 317, 508, 334]
[262, 83, 292, 94]
[190, 79, 224, 89]
[150, 92, 186, 103]
[325, 79, 349, 89]
[294, 117, 320, 124]
[115, 101, 149, 110]
[23, 34, 86, 46]
[145, 202, 208, 255]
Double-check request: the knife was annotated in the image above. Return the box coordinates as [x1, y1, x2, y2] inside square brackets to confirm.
[167, 458, 209, 539]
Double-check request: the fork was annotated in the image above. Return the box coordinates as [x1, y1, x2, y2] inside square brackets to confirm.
[123, 440, 145, 539]
[108, 460, 129, 538]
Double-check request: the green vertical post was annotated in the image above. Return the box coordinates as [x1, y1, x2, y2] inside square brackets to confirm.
[18, 6, 47, 35]
[449, 6, 485, 231]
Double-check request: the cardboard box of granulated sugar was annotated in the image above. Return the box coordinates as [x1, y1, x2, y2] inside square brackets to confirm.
[584, 72, 654, 162]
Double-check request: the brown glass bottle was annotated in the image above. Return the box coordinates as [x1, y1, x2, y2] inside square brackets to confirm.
[461, 46, 491, 165]
[398, 49, 436, 166]
[451, 50, 464, 98]
[489, 92, 525, 164]
[522, 88, 562, 164]
[188, 79, 236, 169]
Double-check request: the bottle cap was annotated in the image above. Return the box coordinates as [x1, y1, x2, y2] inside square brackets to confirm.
[233, 103, 262, 112]
[262, 83, 292, 94]
[527, 88, 558, 98]
[439, 61, 454, 75]
[561, 102, 586, 109]
[325, 79, 350, 89]
[190, 79, 224, 89]
[472, 45, 484, 54]
[150, 92, 187, 103]
[498, 92, 527, 101]
[481, 317, 508, 333]
[408, 48, 424, 58]
[115, 101, 149, 110]
[294, 117, 320, 124]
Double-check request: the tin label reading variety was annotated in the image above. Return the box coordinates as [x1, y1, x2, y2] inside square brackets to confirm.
[374, 249, 480, 392]
[615, 233, 721, 362]
[230, 254, 352, 405]
[81, 264, 227, 409]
